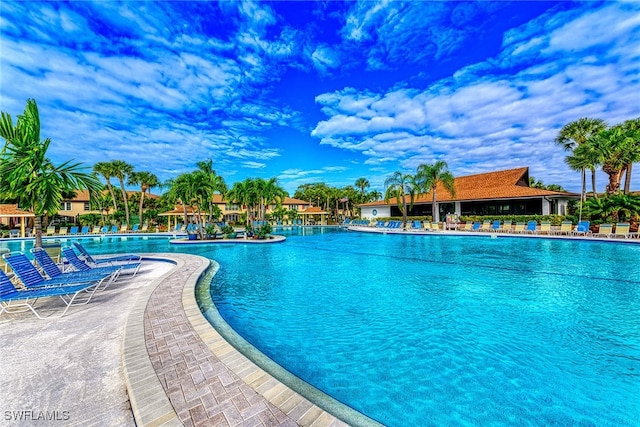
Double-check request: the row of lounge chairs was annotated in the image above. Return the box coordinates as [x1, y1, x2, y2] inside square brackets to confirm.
[347, 219, 639, 238]
[0, 242, 141, 319]
[44, 224, 149, 236]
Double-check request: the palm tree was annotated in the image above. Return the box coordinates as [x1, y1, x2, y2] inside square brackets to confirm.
[196, 159, 227, 223]
[384, 171, 418, 226]
[581, 125, 636, 195]
[355, 178, 370, 196]
[93, 161, 119, 211]
[555, 117, 608, 200]
[128, 171, 160, 225]
[227, 179, 259, 228]
[620, 118, 640, 194]
[110, 160, 134, 226]
[258, 177, 286, 221]
[0, 99, 102, 247]
[416, 161, 456, 223]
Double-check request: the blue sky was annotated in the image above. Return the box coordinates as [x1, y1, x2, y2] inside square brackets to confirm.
[1, 1, 639, 195]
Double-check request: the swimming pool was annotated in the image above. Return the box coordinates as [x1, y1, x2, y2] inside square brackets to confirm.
[2, 229, 639, 425]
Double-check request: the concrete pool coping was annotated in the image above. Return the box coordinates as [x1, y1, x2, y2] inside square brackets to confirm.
[123, 253, 373, 426]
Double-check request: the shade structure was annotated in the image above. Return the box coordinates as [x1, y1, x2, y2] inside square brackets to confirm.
[158, 205, 198, 230]
[297, 206, 329, 225]
[0, 204, 35, 237]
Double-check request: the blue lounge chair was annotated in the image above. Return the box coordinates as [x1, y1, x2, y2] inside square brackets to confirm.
[74, 242, 141, 266]
[131, 224, 140, 233]
[524, 221, 537, 234]
[471, 222, 481, 231]
[490, 220, 501, 232]
[110, 225, 118, 233]
[4, 251, 115, 290]
[573, 220, 591, 236]
[100, 226, 109, 233]
[0, 270, 100, 319]
[63, 247, 140, 277]
[69, 226, 79, 235]
[31, 248, 118, 286]
[80, 226, 90, 234]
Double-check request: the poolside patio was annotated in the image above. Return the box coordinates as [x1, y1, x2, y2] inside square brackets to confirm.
[0, 254, 348, 427]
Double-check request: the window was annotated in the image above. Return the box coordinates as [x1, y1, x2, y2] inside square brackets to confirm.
[60, 202, 72, 211]
[84, 202, 90, 211]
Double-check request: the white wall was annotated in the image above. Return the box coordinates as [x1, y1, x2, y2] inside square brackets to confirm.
[360, 206, 391, 219]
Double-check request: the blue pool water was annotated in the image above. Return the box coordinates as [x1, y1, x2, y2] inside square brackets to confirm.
[2, 229, 639, 426]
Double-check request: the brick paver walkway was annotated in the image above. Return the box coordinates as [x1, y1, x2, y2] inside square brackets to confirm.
[143, 257, 298, 427]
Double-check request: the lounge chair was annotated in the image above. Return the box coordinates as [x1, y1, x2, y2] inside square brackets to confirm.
[42, 243, 62, 263]
[0, 248, 9, 273]
[69, 226, 79, 235]
[72, 242, 141, 266]
[3, 252, 115, 290]
[110, 225, 119, 233]
[31, 248, 119, 286]
[538, 221, 552, 235]
[140, 224, 149, 232]
[594, 224, 613, 238]
[479, 220, 491, 232]
[100, 226, 109, 233]
[411, 221, 422, 231]
[513, 222, 525, 233]
[8, 229, 20, 238]
[131, 224, 140, 233]
[80, 226, 90, 234]
[490, 220, 501, 232]
[459, 222, 472, 231]
[91, 226, 101, 234]
[524, 221, 537, 234]
[612, 223, 630, 239]
[553, 221, 572, 235]
[0, 269, 100, 319]
[45, 226, 56, 236]
[573, 221, 591, 237]
[58, 226, 68, 236]
[63, 247, 140, 277]
[470, 222, 481, 231]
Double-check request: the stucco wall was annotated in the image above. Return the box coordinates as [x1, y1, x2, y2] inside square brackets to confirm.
[361, 206, 391, 219]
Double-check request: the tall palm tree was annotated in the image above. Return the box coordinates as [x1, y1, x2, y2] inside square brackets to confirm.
[93, 161, 119, 211]
[228, 179, 259, 228]
[196, 159, 227, 223]
[0, 99, 102, 247]
[110, 160, 134, 226]
[128, 171, 160, 224]
[555, 117, 608, 200]
[579, 125, 636, 195]
[355, 178, 370, 196]
[384, 171, 418, 226]
[258, 177, 286, 221]
[620, 118, 640, 194]
[416, 161, 456, 223]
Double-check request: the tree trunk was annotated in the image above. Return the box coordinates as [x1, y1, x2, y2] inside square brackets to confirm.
[34, 215, 43, 249]
[432, 188, 438, 223]
[623, 163, 632, 194]
[402, 195, 407, 225]
[603, 166, 623, 195]
[581, 168, 587, 202]
[118, 179, 130, 226]
[590, 168, 598, 199]
[138, 188, 146, 225]
[103, 178, 118, 211]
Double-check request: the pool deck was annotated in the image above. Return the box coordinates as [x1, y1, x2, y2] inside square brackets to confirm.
[0, 254, 350, 427]
[346, 225, 640, 242]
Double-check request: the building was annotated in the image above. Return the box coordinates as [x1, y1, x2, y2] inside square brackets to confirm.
[359, 167, 579, 221]
[210, 195, 311, 223]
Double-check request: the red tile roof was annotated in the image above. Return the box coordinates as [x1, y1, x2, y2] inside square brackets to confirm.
[360, 167, 578, 206]
[0, 204, 35, 217]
